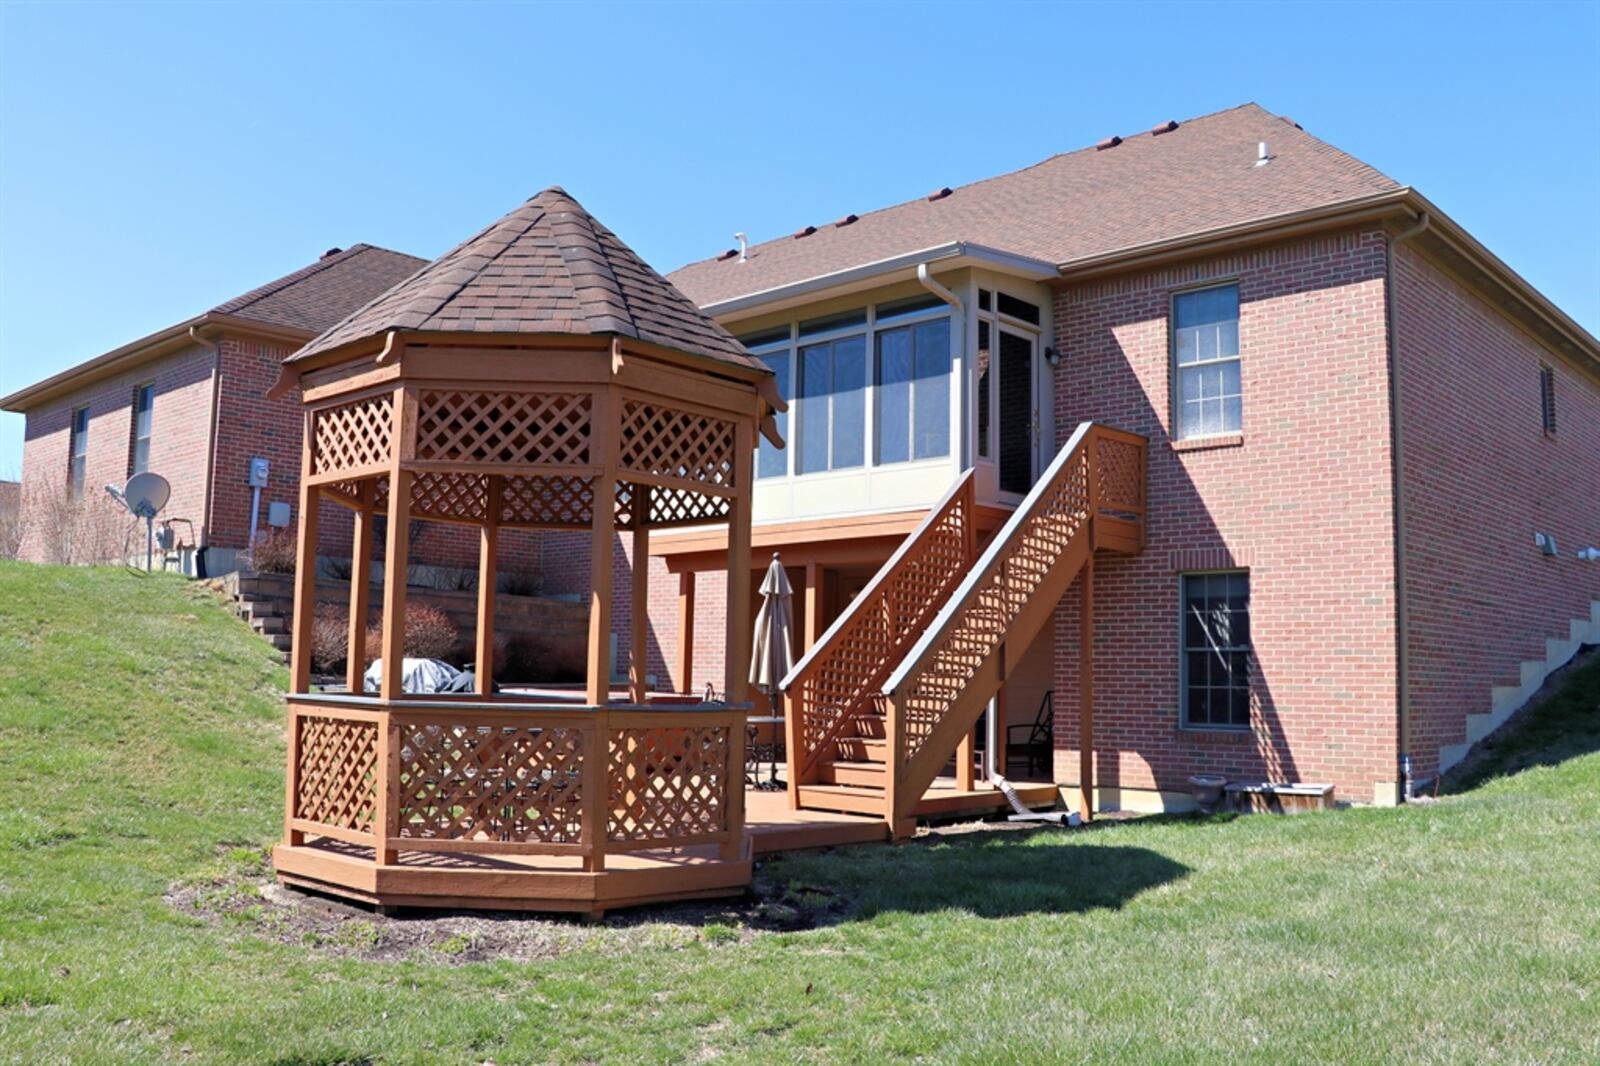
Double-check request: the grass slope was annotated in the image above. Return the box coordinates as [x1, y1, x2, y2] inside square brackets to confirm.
[0, 559, 1597, 1064]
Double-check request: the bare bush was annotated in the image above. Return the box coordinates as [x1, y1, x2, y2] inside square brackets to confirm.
[363, 601, 460, 664]
[310, 603, 353, 675]
[247, 529, 297, 574]
[20, 480, 129, 565]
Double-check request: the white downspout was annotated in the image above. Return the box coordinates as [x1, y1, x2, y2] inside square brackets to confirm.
[916, 263, 996, 778]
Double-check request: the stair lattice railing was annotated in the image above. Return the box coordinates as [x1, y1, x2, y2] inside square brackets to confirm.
[880, 423, 1146, 822]
[779, 470, 979, 785]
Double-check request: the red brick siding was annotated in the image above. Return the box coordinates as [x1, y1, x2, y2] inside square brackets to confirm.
[1393, 243, 1600, 779]
[18, 344, 217, 563]
[1051, 229, 1401, 802]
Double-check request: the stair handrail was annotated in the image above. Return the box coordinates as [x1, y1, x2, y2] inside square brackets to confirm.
[779, 467, 978, 780]
[884, 421, 1104, 698]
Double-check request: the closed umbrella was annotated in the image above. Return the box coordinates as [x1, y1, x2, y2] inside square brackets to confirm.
[749, 553, 795, 788]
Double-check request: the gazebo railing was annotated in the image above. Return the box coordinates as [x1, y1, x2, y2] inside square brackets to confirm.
[286, 695, 748, 868]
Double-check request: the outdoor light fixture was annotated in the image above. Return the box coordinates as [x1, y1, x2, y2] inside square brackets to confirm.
[1535, 531, 1559, 556]
[1044, 346, 1062, 368]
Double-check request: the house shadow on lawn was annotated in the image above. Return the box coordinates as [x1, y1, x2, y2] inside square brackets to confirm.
[760, 827, 1190, 922]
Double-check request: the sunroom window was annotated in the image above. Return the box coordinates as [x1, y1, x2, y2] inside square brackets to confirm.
[875, 316, 950, 464]
[798, 333, 866, 473]
[739, 326, 792, 479]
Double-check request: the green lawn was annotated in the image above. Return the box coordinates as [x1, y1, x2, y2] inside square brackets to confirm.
[0, 559, 1596, 1064]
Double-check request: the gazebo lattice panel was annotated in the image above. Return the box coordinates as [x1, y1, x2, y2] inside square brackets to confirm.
[410, 471, 490, 524]
[312, 394, 394, 475]
[295, 715, 379, 834]
[416, 390, 593, 467]
[616, 483, 732, 530]
[607, 725, 731, 842]
[395, 723, 587, 845]
[619, 400, 736, 490]
[501, 474, 596, 527]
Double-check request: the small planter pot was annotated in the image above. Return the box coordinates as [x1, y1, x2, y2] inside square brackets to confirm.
[1188, 774, 1228, 813]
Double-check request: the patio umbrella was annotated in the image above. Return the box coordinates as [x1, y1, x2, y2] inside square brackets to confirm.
[749, 552, 796, 695]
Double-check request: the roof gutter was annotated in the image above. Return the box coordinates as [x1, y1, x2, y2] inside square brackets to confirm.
[701, 242, 1056, 323]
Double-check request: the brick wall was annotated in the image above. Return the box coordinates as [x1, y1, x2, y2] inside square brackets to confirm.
[18, 343, 217, 563]
[1392, 243, 1600, 780]
[1051, 228, 1401, 803]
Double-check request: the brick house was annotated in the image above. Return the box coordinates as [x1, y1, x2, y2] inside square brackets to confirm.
[640, 103, 1598, 810]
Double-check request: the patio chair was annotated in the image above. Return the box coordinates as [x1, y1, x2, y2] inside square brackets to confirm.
[1006, 691, 1053, 777]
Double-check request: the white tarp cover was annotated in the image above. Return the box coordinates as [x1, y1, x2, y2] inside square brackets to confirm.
[363, 657, 460, 694]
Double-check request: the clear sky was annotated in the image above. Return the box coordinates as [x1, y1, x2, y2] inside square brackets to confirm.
[1, 1, 1597, 475]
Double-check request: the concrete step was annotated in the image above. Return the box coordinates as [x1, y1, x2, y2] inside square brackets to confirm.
[252, 616, 287, 635]
[818, 760, 887, 787]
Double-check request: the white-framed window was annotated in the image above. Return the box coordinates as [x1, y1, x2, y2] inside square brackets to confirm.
[874, 299, 951, 464]
[743, 295, 953, 479]
[1173, 284, 1241, 439]
[69, 406, 90, 498]
[740, 327, 792, 479]
[1180, 571, 1251, 730]
[130, 383, 154, 475]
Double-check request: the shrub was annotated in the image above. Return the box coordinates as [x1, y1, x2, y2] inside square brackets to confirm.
[309, 604, 351, 675]
[363, 601, 460, 664]
[502, 569, 543, 597]
[247, 529, 297, 574]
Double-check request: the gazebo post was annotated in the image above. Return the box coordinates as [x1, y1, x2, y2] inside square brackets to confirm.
[288, 485, 320, 696]
[380, 385, 415, 701]
[723, 419, 755, 704]
[475, 476, 501, 696]
[345, 480, 374, 693]
[629, 486, 651, 703]
[587, 387, 619, 706]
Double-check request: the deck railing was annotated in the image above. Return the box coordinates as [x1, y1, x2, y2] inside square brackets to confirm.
[779, 469, 979, 787]
[285, 695, 747, 868]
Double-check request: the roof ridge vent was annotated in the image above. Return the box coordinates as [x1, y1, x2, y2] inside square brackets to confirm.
[1279, 115, 1303, 130]
[834, 213, 859, 228]
[926, 187, 952, 202]
[716, 248, 738, 262]
[1151, 120, 1179, 136]
[321, 247, 343, 259]
[1095, 135, 1123, 151]
[793, 224, 817, 239]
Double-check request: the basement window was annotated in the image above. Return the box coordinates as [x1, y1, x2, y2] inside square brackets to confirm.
[1181, 571, 1251, 730]
[1540, 365, 1557, 435]
[130, 383, 154, 475]
[69, 406, 90, 498]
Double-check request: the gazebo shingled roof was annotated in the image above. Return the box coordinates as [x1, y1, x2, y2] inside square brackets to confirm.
[287, 186, 761, 371]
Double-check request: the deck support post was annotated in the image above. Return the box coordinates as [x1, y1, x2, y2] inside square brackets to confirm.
[677, 570, 695, 694]
[289, 472, 320, 694]
[1078, 555, 1095, 822]
[956, 726, 976, 792]
[346, 480, 374, 694]
[475, 477, 500, 696]
[583, 709, 607, 872]
[629, 488, 651, 703]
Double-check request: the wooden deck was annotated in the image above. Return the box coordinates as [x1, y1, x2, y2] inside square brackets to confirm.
[276, 775, 1060, 914]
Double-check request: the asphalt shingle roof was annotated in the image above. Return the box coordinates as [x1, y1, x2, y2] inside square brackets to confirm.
[290, 188, 762, 372]
[211, 244, 427, 333]
[668, 103, 1400, 307]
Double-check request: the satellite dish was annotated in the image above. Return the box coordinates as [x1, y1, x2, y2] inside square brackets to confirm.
[122, 472, 170, 518]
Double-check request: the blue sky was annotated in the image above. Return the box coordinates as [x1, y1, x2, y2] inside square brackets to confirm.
[1, 1, 1597, 475]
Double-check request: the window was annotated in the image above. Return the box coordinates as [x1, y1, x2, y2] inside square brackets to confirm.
[758, 349, 791, 478]
[976, 321, 992, 460]
[130, 383, 154, 475]
[1181, 571, 1251, 729]
[1540, 365, 1557, 434]
[996, 292, 1040, 325]
[875, 317, 951, 463]
[798, 333, 866, 473]
[1173, 284, 1241, 439]
[69, 406, 90, 497]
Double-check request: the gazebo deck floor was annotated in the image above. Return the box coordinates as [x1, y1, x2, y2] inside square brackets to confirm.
[275, 776, 1058, 915]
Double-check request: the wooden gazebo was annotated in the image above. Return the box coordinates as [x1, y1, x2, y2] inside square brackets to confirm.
[266, 188, 783, 914]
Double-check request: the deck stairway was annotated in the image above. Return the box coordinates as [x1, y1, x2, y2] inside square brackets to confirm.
[780, 422, 1146, 836]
